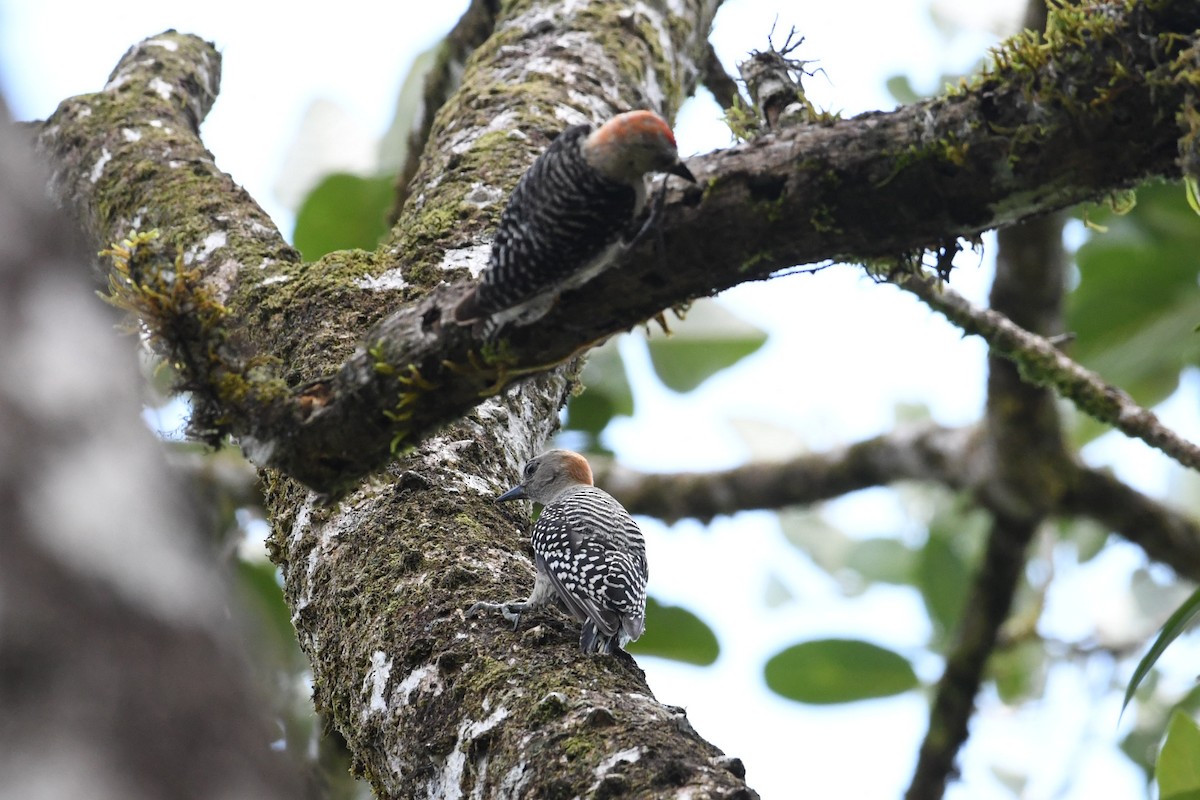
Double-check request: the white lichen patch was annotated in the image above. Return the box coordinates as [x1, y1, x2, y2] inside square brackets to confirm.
[396, 662, 443, 706]
[103, 74, 130, 93]
[428, 706, 511, 800]
[460, 473, 494, 496]
[183, 230, 227, 265]
[89, 148, 111, 183]
[120, 128, 142, 143]
[362, 650, 394, 720]
[463, 182, 504, 209]
[146, 36, 179, 52]
[294, 498, 375, 614]
[289, 492, 316, 547]
[438, 243, 490, 277]
[261, 273, 291, 286]
[495, 761, 531, 800]
[149, 119, 164, 128]
[355, 268, 408, 291]
[148, 76, 173, 101]
[589, 746, 643, 793]
[448, 110, 522, 155]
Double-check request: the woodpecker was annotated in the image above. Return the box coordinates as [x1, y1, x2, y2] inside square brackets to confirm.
[454, 110, 696, 335]
[469, 449, 648, 655]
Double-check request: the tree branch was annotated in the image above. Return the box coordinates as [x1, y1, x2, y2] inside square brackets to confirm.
[1062, 466, 1200, 581]
[908, 184, 1070, 794]
[32, 2, 1200, 495]
[597, 423, 977, 523]
[904, 512, 1038, 800]
[896, 271, 1200, 474]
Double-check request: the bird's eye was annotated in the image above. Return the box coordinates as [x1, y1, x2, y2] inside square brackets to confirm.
[524, 463, 536, 478]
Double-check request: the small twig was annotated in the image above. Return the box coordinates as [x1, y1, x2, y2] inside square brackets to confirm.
[897, 272, 1200, 474]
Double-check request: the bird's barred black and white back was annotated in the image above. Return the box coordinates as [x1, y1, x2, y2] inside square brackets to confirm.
[532, 485, 648, 655]
[454, 124, 638, 329]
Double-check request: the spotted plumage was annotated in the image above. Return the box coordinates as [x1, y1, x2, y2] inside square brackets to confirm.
[468, 449, 648, 655]
[454, 110, 695, 335]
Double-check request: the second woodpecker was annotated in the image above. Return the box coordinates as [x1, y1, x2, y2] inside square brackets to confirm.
[454, 110, 695, 334]
[469, 450, 648, 655]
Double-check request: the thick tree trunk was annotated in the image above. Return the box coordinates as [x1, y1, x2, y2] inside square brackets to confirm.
[0, 109, 304, 800]
[24, 0, 1200, 797]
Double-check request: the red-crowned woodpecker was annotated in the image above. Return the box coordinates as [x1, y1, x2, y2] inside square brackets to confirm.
[469, 449, 648, 655]
[453, 110, 695, 335]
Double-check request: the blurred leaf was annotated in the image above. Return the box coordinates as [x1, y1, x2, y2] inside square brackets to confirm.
[727, 417, 805, 462]
[1123, 586, 1200, 717]
[917, 533, 970, 636]
[627, 597, 719, 666]
[1056, 516, 1110, 564]
[989, 640, 1047, 704]
[235, 559, 305, 669]
[763, 572, 794, 608]
[914, 496, 990, 639]
[294, 173, 393, 261]
[846, 538, 916, 585]
[1068, 182, 1200, 422]
[647, 299, 767, 393]
[988, 764, 1028, 797]
[1158, 711, 1200, 800]
[779, 509, 853, 575]
[764, 638, 919, 704]
[377, 44, 440, 174]
[564, 340, 632, 440]
[885, 74, 922, 105]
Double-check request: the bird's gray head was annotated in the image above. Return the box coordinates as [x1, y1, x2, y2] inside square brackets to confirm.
[582, 110, 696, 186]
[496, 449, 594, 506]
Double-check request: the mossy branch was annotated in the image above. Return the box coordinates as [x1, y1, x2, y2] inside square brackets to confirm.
[896, 270, 1200, 473]
[32, 3, 1200, 497]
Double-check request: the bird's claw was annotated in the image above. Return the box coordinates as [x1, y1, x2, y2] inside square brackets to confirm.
[468, 600, 524, 632]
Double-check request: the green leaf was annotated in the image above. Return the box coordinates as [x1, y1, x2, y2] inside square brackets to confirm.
[1185, 176, 1200, 217]
[235, 559, 305, 669]
[1068, 181, 1200, 423]
[647, 299, 767, 393]
[846, 538, 916, 585]
[626, 597, 719, 665]
[1158, 711, 1200, 800]
[916, 533, 970, 636]
[764, 638, 919, 704]
[779, 509, 853, 575]
[1123, 586, 1200, 716]
[377, 44, 440, 174]
[293, 173, 394, 261]
[989, 640, 1047, 704]
[564, 340, 632, 439]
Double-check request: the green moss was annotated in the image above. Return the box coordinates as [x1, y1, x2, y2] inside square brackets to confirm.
[100, 230, 289, 441]
[562, 735, 596, 761]
[739, 251, 774, 273]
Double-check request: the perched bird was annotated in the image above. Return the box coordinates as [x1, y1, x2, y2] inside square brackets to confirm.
[469, 449, 648, 655]
[453, 110, 696, 335]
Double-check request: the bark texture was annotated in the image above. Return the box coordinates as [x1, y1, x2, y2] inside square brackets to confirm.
[23, 0, 1200, 797]
[31, 2, 1200, 496]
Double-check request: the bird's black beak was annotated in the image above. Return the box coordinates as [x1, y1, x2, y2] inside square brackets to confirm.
[496, 484, 526, 502]
[668, 161, 696, 183]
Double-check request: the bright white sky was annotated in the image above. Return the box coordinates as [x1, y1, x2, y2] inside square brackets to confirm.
[3, 1, 1193, 798]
